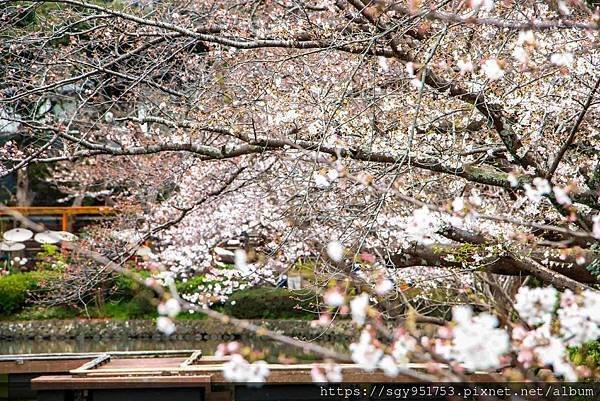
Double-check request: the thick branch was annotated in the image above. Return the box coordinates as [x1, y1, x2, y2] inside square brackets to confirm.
[388, 243, 599, 288]
[390, 4, 600, 31]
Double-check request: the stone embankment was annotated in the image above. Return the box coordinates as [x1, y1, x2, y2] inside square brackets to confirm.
[0, 319, 355, 341]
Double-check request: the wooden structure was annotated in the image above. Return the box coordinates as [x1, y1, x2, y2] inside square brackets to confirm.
[0, 206, 114, 232]
[0, 353, 96, 376]
[0, 351, 477, 401]
[0, 351, 196, 401]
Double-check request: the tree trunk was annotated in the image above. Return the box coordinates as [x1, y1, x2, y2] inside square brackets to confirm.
[16, 168, 32, 206]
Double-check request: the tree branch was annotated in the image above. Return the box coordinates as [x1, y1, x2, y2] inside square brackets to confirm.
[388, 243, 599, 288]
[547, 77, 600, 179]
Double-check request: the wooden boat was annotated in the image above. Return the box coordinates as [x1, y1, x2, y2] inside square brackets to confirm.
[0, 350, 454, 401]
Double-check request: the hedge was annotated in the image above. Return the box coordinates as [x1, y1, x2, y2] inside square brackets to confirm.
[1, 271, 319, 320]
[220, 287, 317, 319]
[0, 271, 60, 314]
[112, 271, 152, 298]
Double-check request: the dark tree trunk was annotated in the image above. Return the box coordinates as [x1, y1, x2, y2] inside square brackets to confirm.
[16, 168, 32, 206]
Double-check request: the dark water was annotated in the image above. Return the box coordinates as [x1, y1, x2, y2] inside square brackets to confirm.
[0, 337, 346, 360]
[0, 338, 223, 355]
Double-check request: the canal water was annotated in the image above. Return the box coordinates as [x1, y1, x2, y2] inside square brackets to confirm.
[0, 338, 223, 355]
[0, 338, 347, 360]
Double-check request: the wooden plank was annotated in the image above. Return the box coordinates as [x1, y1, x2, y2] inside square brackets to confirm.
[70, 356, 231, 375]
[66, 363, 437, 383]
[180, 351, 203, 367]
[0, 359, 95, 374]
[0, 350, 194, 362]
[61, 213, 69, 231]
[32, 375, 212, 390]
[73, 362, 428, 374]
[190, 356, 231, 364]
[74, 354, 110, 373]
[0, 351, 202, 375]
[33, 368, 425, 389]
[0, 353, 102, 362]
[93, 357, 186, 370]
[209, 369, 409, 384]
[33, 360, 498, 391]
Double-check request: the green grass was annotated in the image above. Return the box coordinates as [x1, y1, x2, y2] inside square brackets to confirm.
[90, 298, 156, 320]
[7, 305, 79, 320]
[2, 300, 155, 321]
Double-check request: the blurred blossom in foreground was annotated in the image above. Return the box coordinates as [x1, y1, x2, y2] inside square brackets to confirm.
[156, 316, 176, 336]
[158, 298, 181, 318]
[350, 293, 369, 325]
[441, 306, 510, 370]
[310, 363, 342, 383]
[327, 241, 344, 262]
[350, 330, 383, 372]
[222, 354, 270, 383]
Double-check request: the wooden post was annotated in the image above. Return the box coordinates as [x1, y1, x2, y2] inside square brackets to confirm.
[61, 213, 69, 232]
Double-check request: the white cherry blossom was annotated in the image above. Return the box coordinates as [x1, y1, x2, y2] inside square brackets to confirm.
[156, 316, 176, 336]
[350, 330, 383, 372]
[222, 354, 270, 383]
[326, 241, 344, 262]
[158, 298, 181, 318]
[514, 286, 558, 326]
[481, 59, 504, 80]
[350, 293, 369, 325]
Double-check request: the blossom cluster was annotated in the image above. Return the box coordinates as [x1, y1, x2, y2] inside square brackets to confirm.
[434, 306, 510, 370]
[513, 287, 599, 381]
[222, 354, 270, 383]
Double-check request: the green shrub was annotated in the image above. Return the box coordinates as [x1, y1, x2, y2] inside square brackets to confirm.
[0, 272, 320, 320]
[35, 244, 68, 271]
[176, 275, 207, 294]
[569, 339, 600, 370]
[221, 287, 317, 319]
[93, 298, 156, 320]
[12, 305, 79, 320]
[102, 272, 156, 318]
[100, 273, 206, 319]
[174, 310, 209, 320]
[0, 271, 60, 314]
[112, 271, 152, 300]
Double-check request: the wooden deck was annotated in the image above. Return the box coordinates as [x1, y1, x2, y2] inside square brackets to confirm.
[0, 350, 192, 375]
[33, 359, 418, 386]
[29, 353, 431, 401]
[0, 353, 96, 375]
[27, 351, 440, 393]
[33, 375, 213, 390]
[0, 351, 496, 401]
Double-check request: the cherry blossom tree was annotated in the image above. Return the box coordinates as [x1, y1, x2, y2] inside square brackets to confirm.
[1, 0, 600, 384]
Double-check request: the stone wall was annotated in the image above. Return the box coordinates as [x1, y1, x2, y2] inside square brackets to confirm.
[0, 319, 356, 341]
